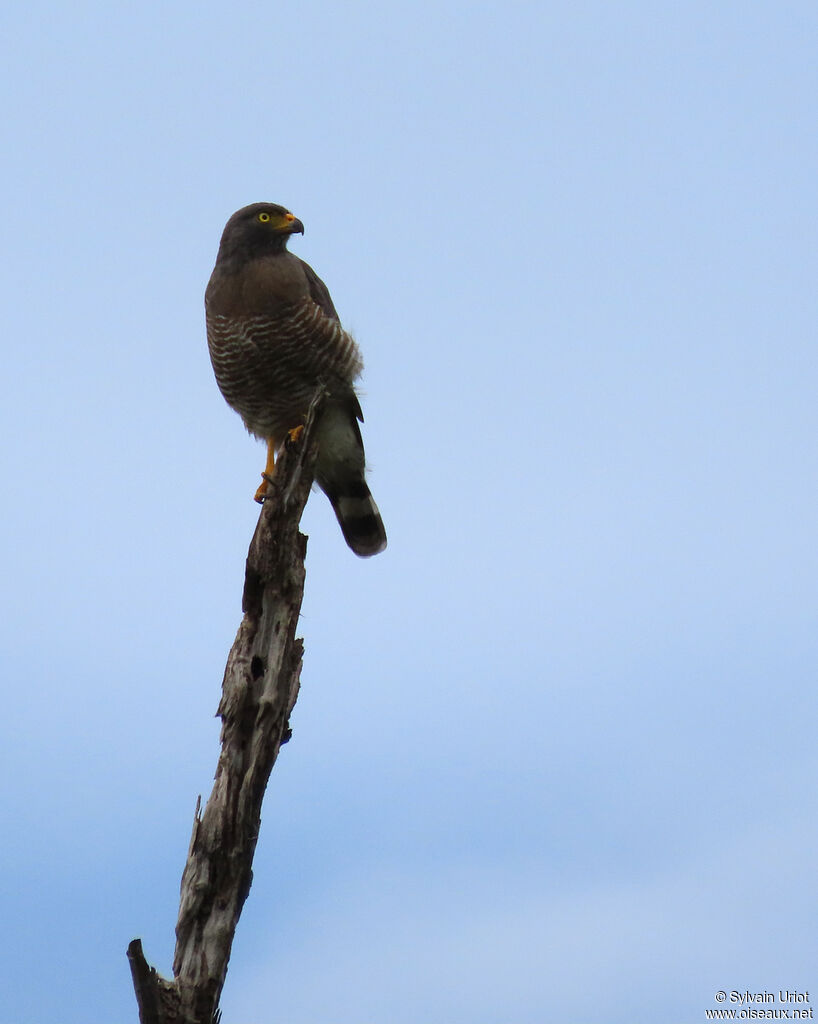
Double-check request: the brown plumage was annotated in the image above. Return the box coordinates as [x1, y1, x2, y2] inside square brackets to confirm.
[205, 203, 386, 557]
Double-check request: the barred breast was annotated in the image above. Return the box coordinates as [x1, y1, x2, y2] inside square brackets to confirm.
[206, 300, 363, 440]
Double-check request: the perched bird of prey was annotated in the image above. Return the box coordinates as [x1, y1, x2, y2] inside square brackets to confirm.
[206, 203, 386, 557]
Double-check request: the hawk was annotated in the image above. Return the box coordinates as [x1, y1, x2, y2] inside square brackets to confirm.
[205, 203, 387, 557]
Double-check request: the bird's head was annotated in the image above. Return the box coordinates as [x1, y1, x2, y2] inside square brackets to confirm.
[217, 203, 305, 260]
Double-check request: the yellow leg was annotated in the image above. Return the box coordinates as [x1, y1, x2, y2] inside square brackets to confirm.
[287, 424, 304, 443]
[253, 438, 278, 503]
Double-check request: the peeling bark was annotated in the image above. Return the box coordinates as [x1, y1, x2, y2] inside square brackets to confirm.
[128, 400, 320, 1024]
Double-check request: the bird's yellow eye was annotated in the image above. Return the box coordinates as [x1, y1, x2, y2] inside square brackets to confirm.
[258, 212, 271, 223]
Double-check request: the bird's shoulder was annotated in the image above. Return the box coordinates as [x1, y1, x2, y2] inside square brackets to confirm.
[295, 257, 340, 322]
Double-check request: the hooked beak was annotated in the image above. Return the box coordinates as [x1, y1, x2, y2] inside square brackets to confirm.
[284, 213, 304, 235]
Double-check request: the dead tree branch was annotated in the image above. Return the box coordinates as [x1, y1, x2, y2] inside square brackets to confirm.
[128, 398, 322, 1024]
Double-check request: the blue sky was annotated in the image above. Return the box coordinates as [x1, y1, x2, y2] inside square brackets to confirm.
[1, 2, 817, 1022]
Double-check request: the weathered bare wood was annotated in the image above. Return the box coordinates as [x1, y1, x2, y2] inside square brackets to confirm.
[129, 398, 321, 1024]
[127, 939, 181, 1023]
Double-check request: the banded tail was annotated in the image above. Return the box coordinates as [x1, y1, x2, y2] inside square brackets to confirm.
[324, 476, 387, 557]
[314, 398, 387, 557]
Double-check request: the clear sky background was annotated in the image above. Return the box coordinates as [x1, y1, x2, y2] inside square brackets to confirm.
[1, 2, 816, 1022]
